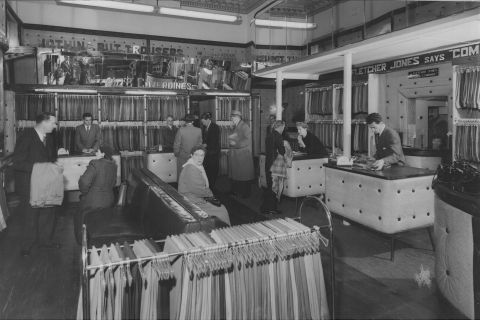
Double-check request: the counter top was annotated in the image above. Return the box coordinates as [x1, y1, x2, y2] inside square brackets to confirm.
[260, 152, 328, 161]
[324, 163, 435, 180]
[403, 148, 450, 157]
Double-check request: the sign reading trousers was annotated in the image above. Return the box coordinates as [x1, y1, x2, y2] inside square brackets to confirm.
[353, 42, 480, 75]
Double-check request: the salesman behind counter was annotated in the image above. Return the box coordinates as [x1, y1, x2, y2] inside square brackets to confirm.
[366, 113, 405, 170]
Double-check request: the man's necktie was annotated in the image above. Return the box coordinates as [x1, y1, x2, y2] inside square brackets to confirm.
[374, 133, 379, 147]
[87, 126, 90, 133]
[42, 136, 46, 147]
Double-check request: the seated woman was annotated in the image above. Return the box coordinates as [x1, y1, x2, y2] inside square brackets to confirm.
[296, 122, 328, 156]
[74, 146, 117, 243]
[178, 145, 231, 226]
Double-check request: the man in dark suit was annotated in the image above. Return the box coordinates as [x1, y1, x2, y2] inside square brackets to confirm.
[367, 113, 406, 170]
[13, 112, 58, 255]
[261, 120, 286, 214]
[201, 112, 221, 189]
[75, 112, 102, 154]
[162, 115, 177, 152]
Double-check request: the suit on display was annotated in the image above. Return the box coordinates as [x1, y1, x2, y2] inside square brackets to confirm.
[374, 127, 406, 166]
[202, 122, 221, 188]
[75, 123, 102, 153]
[173, 124, 203, 180]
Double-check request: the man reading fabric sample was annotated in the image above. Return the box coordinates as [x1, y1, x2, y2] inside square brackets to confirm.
[75, 112, 102, 154]
[366, 112, 406, 170]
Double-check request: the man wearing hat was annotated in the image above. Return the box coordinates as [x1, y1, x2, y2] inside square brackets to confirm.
[366, 112, 405, 170]
[228, 109, 254, 198]
[201, 112, 221, 189]
[173, 114, 203, 180]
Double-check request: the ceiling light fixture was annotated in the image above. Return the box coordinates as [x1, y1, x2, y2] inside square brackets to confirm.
[254, 19, 317, 29]
[158, 7, 239, 23]
[57, 0, 156, 13]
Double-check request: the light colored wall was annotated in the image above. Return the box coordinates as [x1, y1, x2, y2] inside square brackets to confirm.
[311, 0, 405, 41]
[8, 0, 250, 43]
[8, 0, 408, 47]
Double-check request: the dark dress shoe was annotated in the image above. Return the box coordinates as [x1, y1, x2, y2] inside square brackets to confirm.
[20, 249, 31, 256]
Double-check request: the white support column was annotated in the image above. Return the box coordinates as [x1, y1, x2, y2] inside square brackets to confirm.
[343, 52, 352, 158]
[276, 71, 283, 120]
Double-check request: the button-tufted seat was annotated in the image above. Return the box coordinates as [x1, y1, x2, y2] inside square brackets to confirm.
[325, 166, 435, 234]
[434, 184, 480, 320]
[259, 154, 328, 197]
[146, 152, 177, 183]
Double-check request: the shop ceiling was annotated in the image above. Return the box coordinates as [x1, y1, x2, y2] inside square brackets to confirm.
[253, 7, 480, 80]
[152, 0, 339, 17]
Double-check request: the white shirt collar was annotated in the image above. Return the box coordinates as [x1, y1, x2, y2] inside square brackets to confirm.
[34, 127, 45, 142]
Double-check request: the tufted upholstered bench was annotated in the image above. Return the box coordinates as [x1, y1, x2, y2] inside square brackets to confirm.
[325, 164, 435, 260]
[58, 154, 121, 190]
[146, 152, 177, 183]
[434, 184, 480, 320]
[259, 154, 329, 197]
[128, 168, 227, 239]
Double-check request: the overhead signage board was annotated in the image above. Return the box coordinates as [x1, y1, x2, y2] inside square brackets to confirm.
[353, 42, 480, 75]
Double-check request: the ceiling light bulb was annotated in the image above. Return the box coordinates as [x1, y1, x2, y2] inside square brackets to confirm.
[57, 0, 155, 13]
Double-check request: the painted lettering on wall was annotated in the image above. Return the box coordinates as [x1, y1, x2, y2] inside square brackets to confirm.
[452, 44, 480, 59]
[353, 42, 479, 75]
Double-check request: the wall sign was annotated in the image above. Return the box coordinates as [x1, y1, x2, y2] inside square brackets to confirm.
[407, 68, 439, 79]
[353, 42, 480, 75]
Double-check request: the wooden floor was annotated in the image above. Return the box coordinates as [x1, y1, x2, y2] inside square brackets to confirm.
[0, 190, 466, 320]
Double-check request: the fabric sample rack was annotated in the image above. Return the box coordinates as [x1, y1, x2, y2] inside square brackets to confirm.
[79, 217, 335, 320]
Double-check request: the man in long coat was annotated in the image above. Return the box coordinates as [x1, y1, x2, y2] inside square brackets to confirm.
[228, 110, 254, 198]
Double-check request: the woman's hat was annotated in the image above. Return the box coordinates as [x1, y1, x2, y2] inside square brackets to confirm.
[230, 110, 242, 117]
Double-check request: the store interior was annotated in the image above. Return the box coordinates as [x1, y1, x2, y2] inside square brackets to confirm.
[0, 1, 479, 319]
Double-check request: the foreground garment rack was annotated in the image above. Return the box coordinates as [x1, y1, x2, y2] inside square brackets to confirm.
[80, 217, 335, 320]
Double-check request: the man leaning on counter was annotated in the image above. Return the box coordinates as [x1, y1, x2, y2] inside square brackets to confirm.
[367, 113, 406, 171]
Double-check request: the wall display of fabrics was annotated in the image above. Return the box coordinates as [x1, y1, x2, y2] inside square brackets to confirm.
[120, 155, 145, 181]
[352, 122, 369, 153]
[309, 122, 343, 150]
[455, 123, 480, 162]
[57, 95, 99, 121]
[335, 84, 368, 115]
[454, 66, 480, 110]
[218, 125, 235, 149]
[146, 96, 187, 121]
[216, 97, 250, 121]
[57, 126, 77, 152]
[146, 126, 176, 148]
[15, 94, 55, 120]
[100, 96, 144, 121]
[306, 88, 333, 115]
[101, 125, 145, 152]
